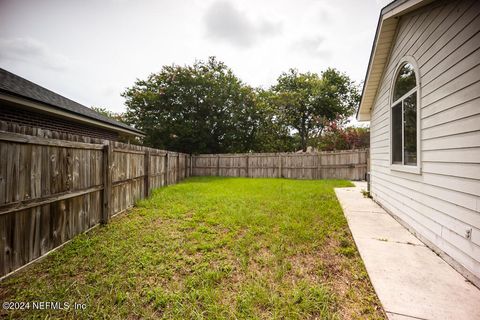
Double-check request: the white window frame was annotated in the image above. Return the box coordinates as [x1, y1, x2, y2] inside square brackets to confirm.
[389, 56, 421, 174]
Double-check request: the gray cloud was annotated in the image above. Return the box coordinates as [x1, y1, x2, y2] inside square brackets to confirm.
[292, 35, 332, 59]
[204, 1, 282, 47]
[318, 9, 331, 24]
[0, 37, 70, 71]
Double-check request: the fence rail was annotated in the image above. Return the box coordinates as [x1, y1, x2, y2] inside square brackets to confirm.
[192, 150, 368, 180]
[0, 129, 190, 277]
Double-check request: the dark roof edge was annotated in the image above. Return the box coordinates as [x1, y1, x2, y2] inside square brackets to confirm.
[381, 0, 411, 16]
[0, 89, 145, 136]
[0, 68, 144, 136]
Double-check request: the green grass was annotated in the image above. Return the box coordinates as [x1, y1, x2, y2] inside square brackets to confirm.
[0, 177, 384, 319]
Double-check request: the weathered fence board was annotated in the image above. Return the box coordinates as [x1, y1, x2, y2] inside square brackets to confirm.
[0, 129, 190, 278]
[192, 150, 367, 180]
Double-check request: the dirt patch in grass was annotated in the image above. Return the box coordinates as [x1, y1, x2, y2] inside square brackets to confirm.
[287, 233, 384, 319]
[0, 177, 385, 319]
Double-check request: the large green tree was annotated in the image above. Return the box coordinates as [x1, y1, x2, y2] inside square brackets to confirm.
[122, 57, 257, 154]
[271, 68, 360, 151]
[249, 89, 298, 152]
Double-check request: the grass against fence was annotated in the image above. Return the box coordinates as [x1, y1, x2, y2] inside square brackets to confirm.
[0, 177, 384, 319]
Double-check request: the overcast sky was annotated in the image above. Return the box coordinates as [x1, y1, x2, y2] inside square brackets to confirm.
[0, 0, 390, 113]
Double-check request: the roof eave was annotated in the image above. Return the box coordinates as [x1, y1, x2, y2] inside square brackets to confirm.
[356, 15, 399, 122]
[0, 92, 145, 138]
[356, 0, 435, 121]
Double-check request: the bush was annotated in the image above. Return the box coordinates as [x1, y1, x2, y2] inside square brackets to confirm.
[317, 123, 369, 151]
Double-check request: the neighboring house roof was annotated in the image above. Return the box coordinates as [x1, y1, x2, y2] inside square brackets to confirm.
[0, 68, 144, 137]
[356, 0, 435, 121]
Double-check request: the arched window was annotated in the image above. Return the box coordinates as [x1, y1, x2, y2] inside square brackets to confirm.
[391, 61, 419, 167]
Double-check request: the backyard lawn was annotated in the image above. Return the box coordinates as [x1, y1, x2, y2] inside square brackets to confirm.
[0, 177, 384, 319]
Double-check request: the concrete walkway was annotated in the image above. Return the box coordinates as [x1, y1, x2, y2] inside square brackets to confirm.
[335, 182, 480, 320]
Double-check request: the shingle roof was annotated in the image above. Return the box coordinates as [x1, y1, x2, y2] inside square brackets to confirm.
[0, 68, 143, 135]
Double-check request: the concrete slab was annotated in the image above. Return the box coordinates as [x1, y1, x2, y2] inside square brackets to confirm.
[335, 187, 385, 213]
[335, 186, 480, 320]
[385, 312, 425, 320]
[353, 181, 368, 189]
[345, 210, 424, 245]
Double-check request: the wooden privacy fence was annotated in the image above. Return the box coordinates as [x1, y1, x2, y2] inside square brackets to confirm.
[0, 120, 367, 278]
[0, 129, 191, 277]
[192, 150, 368, 181]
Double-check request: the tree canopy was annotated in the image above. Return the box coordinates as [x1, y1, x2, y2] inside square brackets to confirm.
[123, 57, 362, 153]
[123, 57, 258, 154]
[272, 68, 360, 151]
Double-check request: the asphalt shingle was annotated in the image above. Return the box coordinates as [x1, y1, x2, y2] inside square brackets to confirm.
[0, 68, 143, 135]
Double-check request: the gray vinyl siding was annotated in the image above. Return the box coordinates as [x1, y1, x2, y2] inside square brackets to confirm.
[369, 0, 480, 281]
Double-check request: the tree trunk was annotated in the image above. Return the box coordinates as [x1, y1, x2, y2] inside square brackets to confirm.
[300, 116, 307, 152]
[301, 134, 306, 152]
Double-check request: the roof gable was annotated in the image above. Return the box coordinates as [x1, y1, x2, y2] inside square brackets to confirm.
[357, 0, 435, 121]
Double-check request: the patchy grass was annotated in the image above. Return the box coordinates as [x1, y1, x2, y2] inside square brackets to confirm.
[0, 177, 384, 319]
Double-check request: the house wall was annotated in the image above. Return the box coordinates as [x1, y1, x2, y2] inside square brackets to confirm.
[369, 0, 480, 284]
[0, 103, 120, 141]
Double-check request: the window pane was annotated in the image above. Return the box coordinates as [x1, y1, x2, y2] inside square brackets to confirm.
[393, 63, 416, 101]
[392, 102, 402, 164]
[403, 93, 417, 165]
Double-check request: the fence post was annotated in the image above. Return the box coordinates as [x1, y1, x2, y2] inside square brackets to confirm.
[101, 141, 112, 224]
[184, 155, 188, 179]
[183, 155, 186, 179]
[190, 155, 193, 177]
[163, 152, 168, 186]
[217, 154, 220, 176]
[246, 154, 249, 178]
[144, 150, 150, 198]
[278, 153, 282, 178]
[317, 153, 322, 180]
[176, 154, 180, 183]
